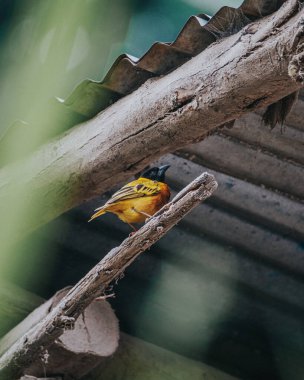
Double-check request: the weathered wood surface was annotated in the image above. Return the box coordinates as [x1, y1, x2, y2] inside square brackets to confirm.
[84, 333, 240, 380]
[0, 288, 119, 379]
[0, 0, 303, 237]
[0, 172, 217, 379]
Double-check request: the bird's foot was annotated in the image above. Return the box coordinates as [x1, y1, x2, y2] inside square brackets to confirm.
[95, 293, 115, 301]
[127, 222, 137, 236]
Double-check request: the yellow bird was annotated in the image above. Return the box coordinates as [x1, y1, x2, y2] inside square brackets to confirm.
[88, 165, 170, 230]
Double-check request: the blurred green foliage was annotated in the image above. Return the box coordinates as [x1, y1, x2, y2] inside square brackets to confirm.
[0, 0, 241, 323]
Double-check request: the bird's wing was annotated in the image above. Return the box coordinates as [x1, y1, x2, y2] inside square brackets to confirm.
[94, 179, 160, 210]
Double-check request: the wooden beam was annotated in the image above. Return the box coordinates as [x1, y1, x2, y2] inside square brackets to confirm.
[0, 0, 303, 237]
[0, 172, 217, 379]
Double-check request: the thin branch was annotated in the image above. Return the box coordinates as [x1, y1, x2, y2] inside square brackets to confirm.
[0, 172, 218, 379]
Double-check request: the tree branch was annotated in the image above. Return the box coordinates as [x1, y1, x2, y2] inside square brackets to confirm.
[0, 172, 217, 379]
[0, 0, 303, 237]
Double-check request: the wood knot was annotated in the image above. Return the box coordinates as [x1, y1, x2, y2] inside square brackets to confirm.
[58, 316, 75, 330]
[174, 89, 195, 108]
[156, 225, 164, 233]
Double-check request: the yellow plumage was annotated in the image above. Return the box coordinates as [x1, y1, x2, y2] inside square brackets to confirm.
[88, 177, 170, 228]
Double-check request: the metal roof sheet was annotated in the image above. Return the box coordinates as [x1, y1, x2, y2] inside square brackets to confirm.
[58, 0, 287, 123]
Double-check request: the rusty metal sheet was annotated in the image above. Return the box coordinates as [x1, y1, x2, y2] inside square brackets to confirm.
[61, 0, 286, 121]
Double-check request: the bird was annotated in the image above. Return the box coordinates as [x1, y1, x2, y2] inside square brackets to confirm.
[88, 165, 171, 231]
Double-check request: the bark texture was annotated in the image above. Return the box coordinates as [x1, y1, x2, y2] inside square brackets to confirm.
[0, 172, 218, 379]
[0, 0, 303, 237]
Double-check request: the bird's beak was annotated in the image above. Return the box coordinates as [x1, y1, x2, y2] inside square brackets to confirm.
[159, 165, 170, 173]
[157, 165, 170, 182]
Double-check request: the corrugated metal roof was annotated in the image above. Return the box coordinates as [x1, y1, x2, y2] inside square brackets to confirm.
[59, 0, 286, 122]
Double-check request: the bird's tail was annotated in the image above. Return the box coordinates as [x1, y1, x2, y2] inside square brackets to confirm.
[88, 207, 107, 222]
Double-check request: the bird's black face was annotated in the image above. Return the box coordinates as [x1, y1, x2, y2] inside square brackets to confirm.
[141, 165, 170, 182]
